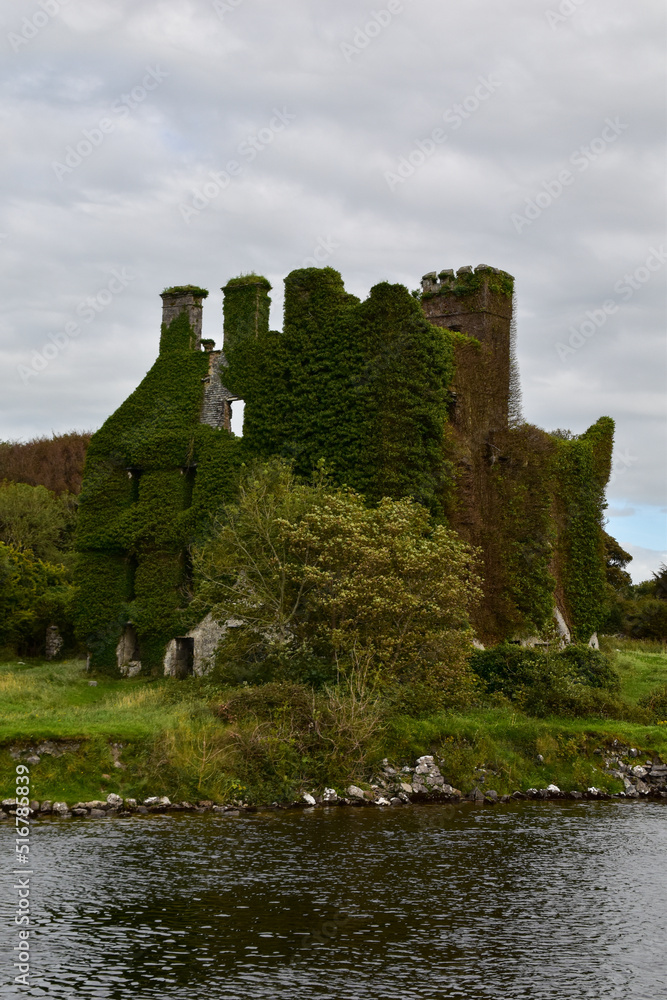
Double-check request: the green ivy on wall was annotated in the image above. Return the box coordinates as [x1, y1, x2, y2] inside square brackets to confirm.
[225, 268, 455, 517]
[76, 269, 616, 674]
[75, 306, 241, 674]
[552, 417, 614, 639]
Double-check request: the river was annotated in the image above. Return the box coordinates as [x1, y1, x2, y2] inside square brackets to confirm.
[2, 801, 666, 999]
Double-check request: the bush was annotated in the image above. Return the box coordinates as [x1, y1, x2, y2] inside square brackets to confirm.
[557, 644, 621, 690]
[194, 460, 482, 698]
[0, 482, 77, 566]
[0, 542, 75, 655]
[638, 683, 667, 722]
[469, 643, 632, 719]
[213, 677, 386, 795]
[625, 599, 667, 640]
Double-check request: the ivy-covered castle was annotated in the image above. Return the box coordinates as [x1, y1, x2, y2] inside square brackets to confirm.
[75, 266, 614, 676]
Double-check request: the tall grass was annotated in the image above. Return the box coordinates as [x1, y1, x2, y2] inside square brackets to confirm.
[1, 645, 667, 804]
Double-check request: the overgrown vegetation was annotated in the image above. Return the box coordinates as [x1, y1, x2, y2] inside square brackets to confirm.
[75, 303, 241, 673]
[194, 461, 481, 699]
[1, 642, 666, 804]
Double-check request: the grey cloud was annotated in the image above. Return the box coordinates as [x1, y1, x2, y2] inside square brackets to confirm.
[1, 0, 664, 561]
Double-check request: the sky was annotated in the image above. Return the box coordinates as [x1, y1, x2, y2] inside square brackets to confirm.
[1, 0, 665, 582]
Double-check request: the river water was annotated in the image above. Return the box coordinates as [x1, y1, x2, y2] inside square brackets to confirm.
[1, 801, 666, 999]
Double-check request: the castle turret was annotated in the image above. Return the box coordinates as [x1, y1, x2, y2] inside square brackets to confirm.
[159, 285, 208, 353]
[421, 264, 514, 434]
[222, 274, 271, 353]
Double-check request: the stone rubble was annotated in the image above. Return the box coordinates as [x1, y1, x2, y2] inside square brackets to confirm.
[3, 742, 666, 821]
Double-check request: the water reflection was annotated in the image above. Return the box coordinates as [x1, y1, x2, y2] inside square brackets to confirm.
[1, 802, 666, 998]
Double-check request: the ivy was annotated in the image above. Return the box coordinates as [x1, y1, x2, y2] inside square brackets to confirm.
[76, 268, 615, 674]
[226, 267, 455, 517]
[552, 417, 614, 639]
[75, 308, 241, 674]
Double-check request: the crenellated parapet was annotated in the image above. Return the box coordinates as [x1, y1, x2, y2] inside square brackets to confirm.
[420, 264, 514, 341]
[420, 264, 515, 437]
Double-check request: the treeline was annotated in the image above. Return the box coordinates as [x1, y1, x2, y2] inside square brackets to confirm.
[0, 432, 89, 656]
[0, 432, 91, 494]
[603, 532, 667, 639]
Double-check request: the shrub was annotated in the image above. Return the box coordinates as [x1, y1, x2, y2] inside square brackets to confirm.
[625, 599, 667, 640]
[0, 542, 74, 655]
[469, 642, 631, 719]
[194, 460, 482, 698]
[0, 482, 77, 566]
[638, 683, 667, 722]
[557, 644, 620, 690]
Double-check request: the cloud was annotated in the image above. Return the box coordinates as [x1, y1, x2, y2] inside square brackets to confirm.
[620, 544, 667, 585]
[0, 0, 664, 523]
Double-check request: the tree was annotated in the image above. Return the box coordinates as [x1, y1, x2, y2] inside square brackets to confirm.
[194, 461, 482, 696]
[0, 542, 73, 654]
[603, 530, 633, 592]
[0, 482, 77, 565]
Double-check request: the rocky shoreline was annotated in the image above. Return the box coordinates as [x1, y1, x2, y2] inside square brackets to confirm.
[4, 745, 667, 820]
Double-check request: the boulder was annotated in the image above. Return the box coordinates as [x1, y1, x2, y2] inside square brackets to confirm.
[302, 793, 316, 806]
[106, 793, 123, 808]
[346, 785, 366, 800]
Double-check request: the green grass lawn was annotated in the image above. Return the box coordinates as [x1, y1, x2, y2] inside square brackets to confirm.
[0, 658, 209, 741]
[600, 638, 667, 704]
[1, 644, 666, 805]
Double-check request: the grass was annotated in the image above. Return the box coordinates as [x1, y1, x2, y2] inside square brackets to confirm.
[1, 643, 666, 805]
[598, 636, 667, 703]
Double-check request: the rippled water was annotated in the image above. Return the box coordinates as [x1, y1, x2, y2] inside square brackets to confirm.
[1, 801, 666, 999]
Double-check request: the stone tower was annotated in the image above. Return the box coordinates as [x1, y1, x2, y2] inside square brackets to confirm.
[420, 264, 514, 440]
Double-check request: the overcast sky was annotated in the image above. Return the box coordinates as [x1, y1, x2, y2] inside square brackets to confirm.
[1, 0, 665, 580]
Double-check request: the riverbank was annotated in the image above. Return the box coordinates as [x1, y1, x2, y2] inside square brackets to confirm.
[3, 745, 667, 823]
[2, 641, 666, 807]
